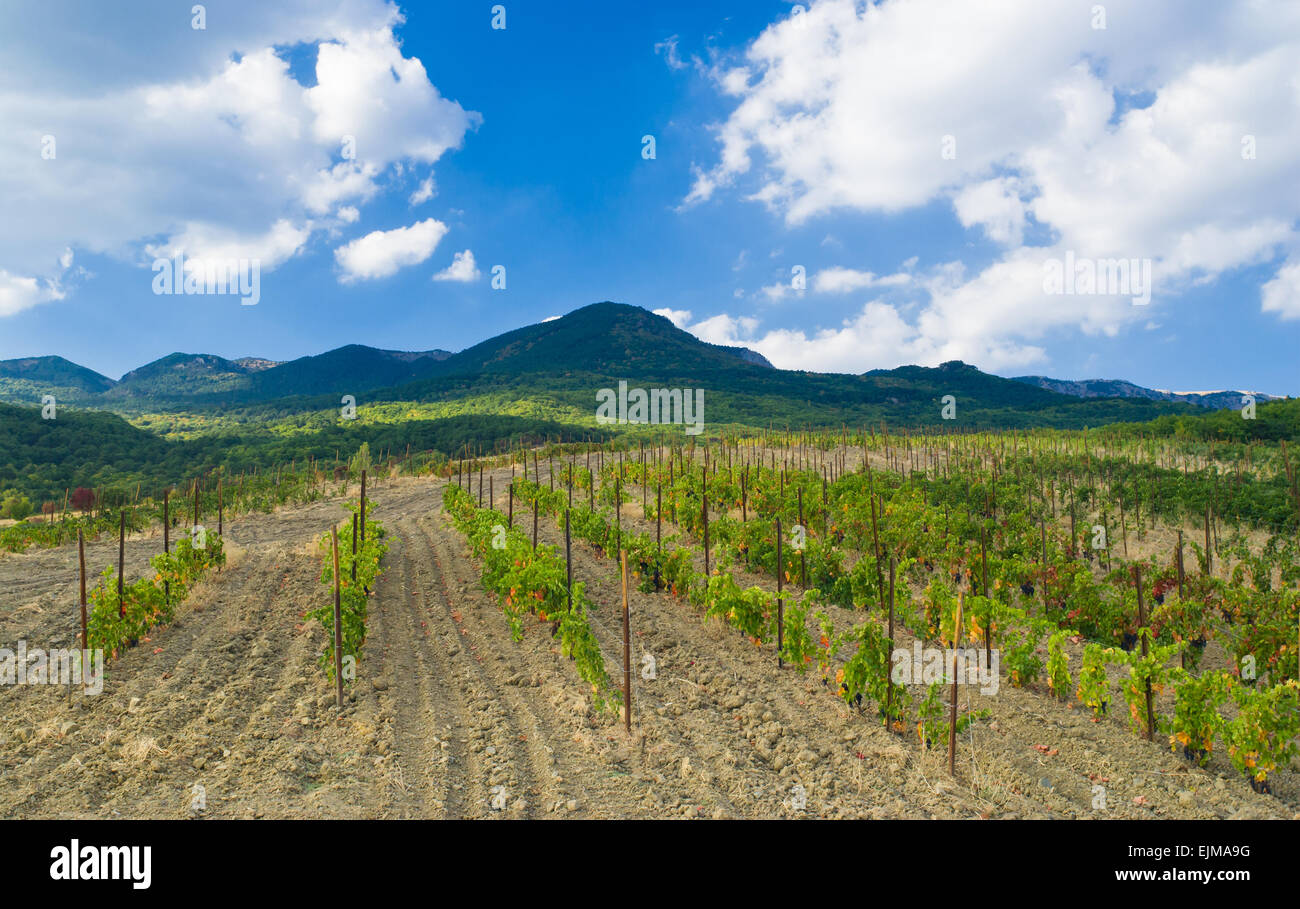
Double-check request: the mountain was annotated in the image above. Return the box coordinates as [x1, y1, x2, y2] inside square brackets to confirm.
[424, 302, 769, 380]
[376, 307, 1196, 429]
[109, 353, 254, 400]
[0, 304, 1203, 430]
[1011, 375, 1281, 411]
[97, 346, 453, 406]
[0, 356, 115, 395]
[241, 344, 452, 400]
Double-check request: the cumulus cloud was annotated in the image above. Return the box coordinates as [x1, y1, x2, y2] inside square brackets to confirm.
[432, 249, 481, 283]
[409, 176, 436, 206]
[652, 308, 693, 328]
[1262, 262, 1300, 320]
[812, 267, 911, 294]
[0, 270, 64, 318]
[335, 219, 448, 282]
[0, 0, 479, 315]
[684, 0, 1300, 368]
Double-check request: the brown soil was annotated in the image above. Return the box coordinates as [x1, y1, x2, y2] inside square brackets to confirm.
[0, 471, 1294, 819]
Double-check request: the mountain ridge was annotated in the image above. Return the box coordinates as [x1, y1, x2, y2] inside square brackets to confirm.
[1011, 375, 1282, 411]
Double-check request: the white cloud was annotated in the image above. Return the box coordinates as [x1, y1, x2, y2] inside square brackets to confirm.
[0, 0, 479, 314]
[146, 219, 311, 271]
[686, 0, 1300, 365]
[760, 282, 800, 302]
[812, 267, 911, 294]
[432, 248, 481, 283]
[652, 308, 693, 328]
[654, 36, 687, 71]
[335, 219, 448, 282]
[0, 270, 64, 318]
[952, 177, 1028, 246]
[1262, 261, 1300, 320]
[409, 176, 436, 206]
[337, 206, 360, 224]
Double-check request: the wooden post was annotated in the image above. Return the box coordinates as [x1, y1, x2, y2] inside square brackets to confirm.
[1204, 505, 1212, 576]
[217, 478, 223, 537]
[655, 483, 662, 590]
[351, 513, 358, 584]
[797, 487, 806, 588]
[870, 497, 883, 611]
[981, 525, 991, 669]
[1040, 519, 1049, 614]
[1135, 565, 1153, 741]
[332, 528, 344, 711]
[508, 481, 514, 528]
[949, 592, 963, 775]
[741, 466, 747, 522]
[1176, 530, 1185, 669]
[621, 550, 631, 734]
[78, 530, 88, 654]
[360, 471, 367, 543]
[117, 510, 126, 617]
[886, 556, 896, 727]
[163, 488, 171, 607]
[776, 516, 783, 668]
[565, 510, 573, 613]
[532, 496, 539, 550]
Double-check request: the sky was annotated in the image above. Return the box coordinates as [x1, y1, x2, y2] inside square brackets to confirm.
[1, 0, 1298, 395]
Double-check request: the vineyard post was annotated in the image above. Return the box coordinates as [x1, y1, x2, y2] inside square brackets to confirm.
[360, 470, 368, 594]
[351, 513, 358, 585]
[797, 487, 806, 588]
[655, 483, 662, 589]
[193, 479, 199, 531]
[1040, 519, 1048, 615]
[949, 592, 963, 775]
[78, 529, 88, 671]
[489, 476, 494, 512]
[163, 488, 171, 608]
[886, 557, 895, 726]
[1135, 565, 1153, 741]
[701, 467, 709, 580]
[981, 525, 991, 670]
[508, 481, 514, 528]
[331, 528, 343, 712]
[479, 464, 484, 507]
[776, 516, 783, 669]
[741, 466, 747, 522]
[1176, 530, 1185, 668]
[870, 497, 883, 611]
[621, 550, 631, 734]
[1204, 505, 1212, 576]
[565, 509, 572, 613]
[117, 510, 125, 618]
[217, 478, 223, 537]
[532, 497, 539, 551]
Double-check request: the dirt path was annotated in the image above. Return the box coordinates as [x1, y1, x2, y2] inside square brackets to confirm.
[1, 471, 1294, 819]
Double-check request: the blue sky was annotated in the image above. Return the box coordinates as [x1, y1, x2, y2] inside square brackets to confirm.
[1, 0, 1298, 396]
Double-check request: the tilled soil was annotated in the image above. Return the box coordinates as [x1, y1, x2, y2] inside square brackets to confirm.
[1, 472, 1295, 819]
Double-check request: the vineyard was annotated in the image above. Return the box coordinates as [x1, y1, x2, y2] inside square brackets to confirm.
[1, 427, 1298, 818]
